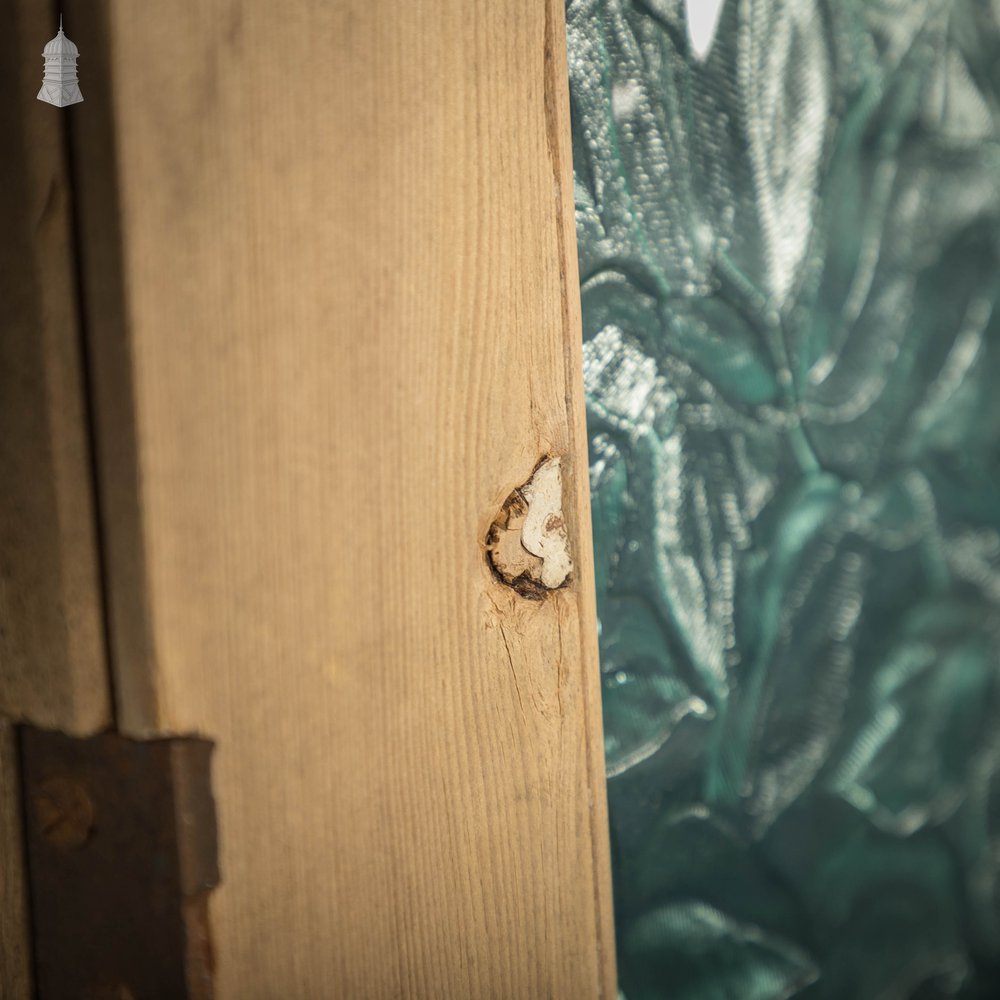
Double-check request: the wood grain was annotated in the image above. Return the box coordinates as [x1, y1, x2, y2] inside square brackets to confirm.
[71, 0, 616, 995]
[0, 1, 110, 733]
[0, 722, 31, 1000]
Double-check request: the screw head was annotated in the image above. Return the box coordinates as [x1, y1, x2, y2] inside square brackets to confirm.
[33, 776, 95, 849]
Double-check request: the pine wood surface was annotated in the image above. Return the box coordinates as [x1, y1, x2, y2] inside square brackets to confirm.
[70, 0, 617, 995]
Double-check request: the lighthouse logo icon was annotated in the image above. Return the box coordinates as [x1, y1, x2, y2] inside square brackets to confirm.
[38, 15, 83, 108]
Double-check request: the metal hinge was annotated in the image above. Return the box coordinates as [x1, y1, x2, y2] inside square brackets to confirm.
[19, 727, 219, 1000]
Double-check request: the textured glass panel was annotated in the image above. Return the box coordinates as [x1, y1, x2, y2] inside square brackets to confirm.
[567, 1, 1000, 996]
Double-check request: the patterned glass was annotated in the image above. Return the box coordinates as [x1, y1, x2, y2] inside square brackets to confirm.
[568, 1, 1000, 996]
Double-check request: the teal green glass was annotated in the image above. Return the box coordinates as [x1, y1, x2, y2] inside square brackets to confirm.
[568, 1, 1000, 996]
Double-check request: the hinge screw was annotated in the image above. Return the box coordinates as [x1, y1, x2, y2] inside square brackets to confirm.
[33, 776, 96, 849]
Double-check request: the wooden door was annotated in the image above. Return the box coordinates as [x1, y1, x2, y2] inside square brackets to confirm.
[2, 1, 616, 997]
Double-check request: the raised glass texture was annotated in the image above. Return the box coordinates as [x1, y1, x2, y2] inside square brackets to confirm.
[568, 1, 1000, 996]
